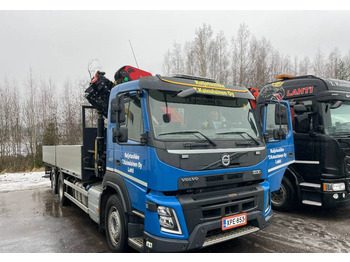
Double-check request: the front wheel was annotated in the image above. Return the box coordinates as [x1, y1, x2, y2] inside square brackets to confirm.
[105, 195, 128, 252]
[271, 176, 296, 211]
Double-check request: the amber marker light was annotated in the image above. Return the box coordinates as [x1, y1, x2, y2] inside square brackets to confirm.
[276, 74, 296, 80]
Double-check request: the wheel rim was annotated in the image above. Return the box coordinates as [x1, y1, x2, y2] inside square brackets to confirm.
[271, 183, 287, 206]
[108, 206, 122, 246]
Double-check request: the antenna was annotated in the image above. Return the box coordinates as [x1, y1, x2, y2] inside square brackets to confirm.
[129, 40, 139, 69]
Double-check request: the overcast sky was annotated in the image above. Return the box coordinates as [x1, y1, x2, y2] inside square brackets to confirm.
[1, 9, 350, 90]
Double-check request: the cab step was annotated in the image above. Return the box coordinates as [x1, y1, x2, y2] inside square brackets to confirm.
[202, 225, 259, 247]
[302, 200, 322, 206]
[128, 237, 144, 251]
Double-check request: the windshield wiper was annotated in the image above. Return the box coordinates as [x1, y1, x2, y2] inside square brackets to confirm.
[158, 131, 217, 146]
[332, 131, 350, 136]
[216, 131, 260, 146]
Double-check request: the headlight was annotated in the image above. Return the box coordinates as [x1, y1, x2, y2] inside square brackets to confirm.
[265, 189, 271, 213]
[157, 206, 182, 235]
[323, 182, 346, 192]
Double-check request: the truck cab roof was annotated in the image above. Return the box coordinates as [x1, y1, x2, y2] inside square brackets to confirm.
[257, 75, 350, 103]
[111, 75, 255, 100]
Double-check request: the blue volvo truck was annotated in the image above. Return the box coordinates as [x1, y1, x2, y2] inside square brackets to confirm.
[43, 67, 294, 252]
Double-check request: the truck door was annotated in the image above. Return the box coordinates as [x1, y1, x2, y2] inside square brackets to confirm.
[112, 91, 149, 212]
[262, 101, 295, 192]
[292, 98, 320, 182]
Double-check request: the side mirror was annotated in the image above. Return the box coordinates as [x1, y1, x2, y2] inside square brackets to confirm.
[110, 94, 126, 124]
[275, 103, 288, 125]
[273, 128, 286, 140]
[110, 97, 118, 123]
[331, 100, 342, 109]
[112, 126, 128, 143]
[293, 104, 307, 115]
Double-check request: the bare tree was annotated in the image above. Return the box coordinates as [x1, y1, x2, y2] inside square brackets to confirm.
[326, 47, 341, 78]
[38, 78, 59, 145]
[169, 42, 185, 75]
[162, 49, 172, 76]
[22, 67, 38, 164]
[193, 24, 215, 77]
[0, 78, 22, 171]
[313, 48, 326, 77]
[253, 37, 272, 88]
[299, 56, 311, 75]
[58, 79, 87, 145]
[343, 50, 350, 79]
[184, 41, 197, 76]
[237, 23, 251, 86]
[292, 56, 299, 76]
[211, 31, 229, 84]
[9, 80, 22, 157]
[87, 59, 100, 80]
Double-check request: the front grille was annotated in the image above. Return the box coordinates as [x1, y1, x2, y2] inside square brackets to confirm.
[177, 183, 265, 235]
[177, 170, 263, 192]
[339, 140, 350, 156]
[202, 196, 257, 222]
[205, 172, 244, 185]
[345, 156, 350, 176]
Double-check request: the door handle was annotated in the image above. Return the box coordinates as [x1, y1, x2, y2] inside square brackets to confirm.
[288, 152, 294, 158]
[115, 159, 121, 166]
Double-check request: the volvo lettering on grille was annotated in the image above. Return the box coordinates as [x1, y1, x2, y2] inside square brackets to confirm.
[181, 177, 199, 183]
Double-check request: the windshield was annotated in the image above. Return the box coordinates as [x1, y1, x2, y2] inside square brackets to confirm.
[148, 89, 262, 144]
[324, 101, 350, 135]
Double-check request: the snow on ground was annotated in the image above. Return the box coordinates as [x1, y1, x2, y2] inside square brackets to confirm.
[0, 171, 50, 193]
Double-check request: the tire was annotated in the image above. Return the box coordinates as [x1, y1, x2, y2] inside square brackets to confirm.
[105, 195, 128, 252]
[51, 167, 58, 194]
[271, 176, 296, 211]
[58, 171, 68, 206]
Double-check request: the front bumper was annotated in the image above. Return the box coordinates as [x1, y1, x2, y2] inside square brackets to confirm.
[301, 178, 350, 208]
[143, 209, 273, 252]
[322, 191, 350, 208]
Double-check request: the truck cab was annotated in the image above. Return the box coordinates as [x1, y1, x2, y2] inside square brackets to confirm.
[256, 75, 350, 211]
[103, 75, 294, 251]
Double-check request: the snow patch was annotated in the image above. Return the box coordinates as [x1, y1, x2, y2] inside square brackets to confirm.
[0, 171, 50, 193]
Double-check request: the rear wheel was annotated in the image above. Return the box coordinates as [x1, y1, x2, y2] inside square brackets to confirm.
[58, 171, 68, 206]
[105, 195, 128, 252]
[51, 167, 58, 194]
[271, 176, 296, 211]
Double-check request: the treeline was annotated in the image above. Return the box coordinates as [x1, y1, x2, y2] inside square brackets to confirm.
[162, 23, 350, 88]
[2, 23, 350, 173]
[0, 68, 89, 173]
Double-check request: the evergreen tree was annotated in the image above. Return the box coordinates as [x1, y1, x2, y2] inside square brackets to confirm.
[336, 59, 350, 80]
[43, 122, 59, 146]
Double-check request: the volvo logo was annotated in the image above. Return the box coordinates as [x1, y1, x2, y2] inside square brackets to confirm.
[221, 154, 231, 167]
[181, 177, 199, 183]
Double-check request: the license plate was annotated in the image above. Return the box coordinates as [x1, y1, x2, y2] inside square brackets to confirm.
[222, 213, 247, 230]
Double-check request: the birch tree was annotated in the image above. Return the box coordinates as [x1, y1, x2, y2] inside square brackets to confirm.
[231, 23, 251, 86]
[193, 24, 215, 77]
